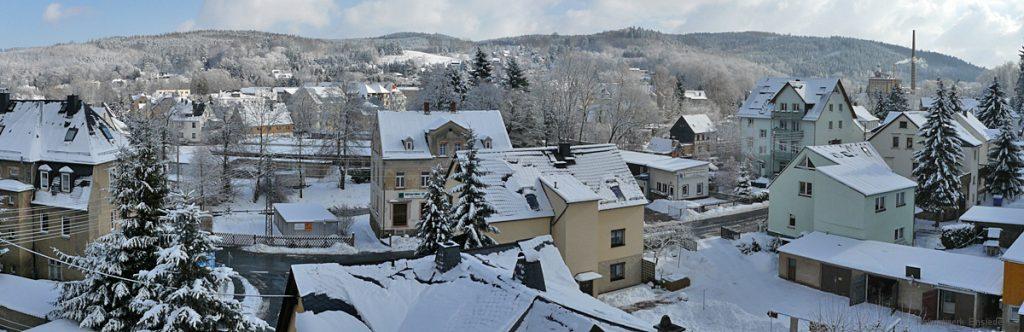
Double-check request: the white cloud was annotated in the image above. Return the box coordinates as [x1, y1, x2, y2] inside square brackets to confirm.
[42, 3, 86, 24]
[194, 0, 338, 33]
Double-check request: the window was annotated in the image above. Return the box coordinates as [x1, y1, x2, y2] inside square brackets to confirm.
[829, 104, 834, 112]
[402, 139, 413, 150]
[191, 122, 196, 128]
[482, 139, 492, 149]
[191, 132, 196, 139]
[610, 229, 625, 248]
[48, 259, 63, 281]
[61, 217, 70, 237]
[420, 171, 430, 188]
[828, 121, 833, 129]
[61, 173, 71, 192]
[668, 186, 674, 196]
[894, 227, 905, 241]
[891, 136, 899, 148]
[293, 223, 304, 231]
[610, 185, 625, 200]
[875, 196, 886, 212]
[64, 128, 78, 142]
[38, 170, 48, 190]
[792, 103, 799, 111]
[697, 183, 703, 195]
[39, 214, 49, 233]
[454, 142, 462, 152]
[898, 121, 908, 129]
[392, 203, 408, 227]
[525, 194, 540, 210]
[438, 143, 447, 155]
[681, 184, 688, 196]
[779, 120, 787, 129]
[788, 214, 796, 228]
[905, 137, 913, 149]
[395, 172, 406, 189]
[780, 103, 788, 111]
[759, 129, 766, 138]
[747, 118, 753, 127]
[829, 139, 841, 144]
[8, 167, 18, 178]
[798, 181, 812, 197]
[610, 262, 625, 281]
[896, 192, 906, 207]
[839, 104, 844, 111]
[838, 121, 843, 129]
[799, 157, 815, 169]
[1010, 306, 1020, 323]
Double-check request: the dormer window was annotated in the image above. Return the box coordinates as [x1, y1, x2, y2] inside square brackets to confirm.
[610, 185, 625, 201]
[438, 142, 447, 155]
[482, 138, 492, 149]
[99, 125, 113, 140]
[401, 137, 414, 151]
[59, 167, 73, 193]
[64, 128, 78, 142]
[38, 165, 51, 191]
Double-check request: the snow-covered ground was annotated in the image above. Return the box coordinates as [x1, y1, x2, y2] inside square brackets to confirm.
[349, 215, 419, 252]
[241, 243, 357, 255]
[599, 233, 978, 331]
[647, 199, 767, 221]
[379, 50, 464, 66]
[211, 176, 369, 236]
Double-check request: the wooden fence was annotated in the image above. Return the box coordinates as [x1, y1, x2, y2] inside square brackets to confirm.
[212, 233, 354, 248]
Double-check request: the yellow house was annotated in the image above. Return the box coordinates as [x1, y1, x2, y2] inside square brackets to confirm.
[448, 144, 648, 295]
[1003, 236, 1024, 331]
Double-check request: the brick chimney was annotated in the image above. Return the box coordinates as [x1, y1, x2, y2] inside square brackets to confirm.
[513, 251, 545, 291]
[449, 101, 457, 113]
[423, 102, 430, 114]
[434, 241, 461, 272]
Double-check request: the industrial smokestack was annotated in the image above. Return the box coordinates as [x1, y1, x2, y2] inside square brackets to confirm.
[911, 30, 917, 92]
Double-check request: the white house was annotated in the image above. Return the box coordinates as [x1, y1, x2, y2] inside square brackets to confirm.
[768, 142, 916, 244]
[167, 99, 211, 144]
[867, 111, 990, 210]
[619, 151, 711, 200]
[737, 78, 865, 178]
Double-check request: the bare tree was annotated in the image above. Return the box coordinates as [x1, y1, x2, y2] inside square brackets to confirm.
[320, 98, 370, 189]
[206, 103, 247, 199]
[601, 68, 658, 146]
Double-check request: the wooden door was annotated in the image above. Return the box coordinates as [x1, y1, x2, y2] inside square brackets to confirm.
[921, 289, 938, 321]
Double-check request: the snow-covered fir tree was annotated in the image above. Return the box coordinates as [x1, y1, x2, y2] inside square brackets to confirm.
[883, 85, 911, 117]
[415, 166, 454, 256]
[985, 122, 1024, 200]
[470, 47, 494, 85]
[871, 90, 889, 119]
[449, 131, 499, 249]
[1013, 47, 1024, 117]
[912, 80, 965, 222]
[135, 196, 267, 331]
[449, 66, 469, 103]
[53, 120, 169, 332]
[948, 83, 966, 115]
[977, 77, 1014, 129]
[502, 57, 529, 91]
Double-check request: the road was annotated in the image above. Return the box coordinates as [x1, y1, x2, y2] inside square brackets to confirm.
[215, 247, 414, 327]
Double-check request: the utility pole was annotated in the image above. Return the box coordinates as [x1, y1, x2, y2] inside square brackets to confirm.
[265, 174, 273, 237]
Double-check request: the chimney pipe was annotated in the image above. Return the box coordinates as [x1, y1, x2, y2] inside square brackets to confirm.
[449, 101, 457, 113]
[910, 30, 916, 92]
[513, 252, 545, 291]
[434, 241, 461, 272]
[0, 92, 9, 112]
[423, 102, 430, 114]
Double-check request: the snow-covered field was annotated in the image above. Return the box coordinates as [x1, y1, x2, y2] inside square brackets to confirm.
[599, 233, 978, 332]
[647, 199, 767, 221]
[379, 50, 464, 66]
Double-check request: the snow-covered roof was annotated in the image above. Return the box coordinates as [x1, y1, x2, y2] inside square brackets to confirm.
[376, 110, 512, 160]
[643, 137, 675, 154]
[874, 111, 982, 147]
[620, 150, 710, 173]
[464, 144, 647, 223]
[920, 97, 980, 112]
[681, 114, 715, 133]
[539, 174, 602, 203]
[288, 236, 651, 331]
[960, 206, 1024, 227]
[32, 176, 92, 211]
[273, 203, 336, 223]
[956, 111, 994, 141]
[1008, 236, 1024, 265]
[0, 273, 59, 319]
[736, 77, 850, 121]
[232, 102, 293, 128]
[0, 99, 127, 165]
[780, 232, 1003, 295]
[803, 143, 916, 196]
[0, 179, 33, 192]
[852, 105, 878, 122]
[167, 99, 207, 121]
[682, 90, 707, 100]
[25, 319, 92, 332]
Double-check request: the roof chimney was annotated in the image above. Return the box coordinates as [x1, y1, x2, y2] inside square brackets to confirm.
[0, 92, 9, 113]
[513, 251, 545, 291]
[654, 315, 686, 332]
[65, 95, 82, 117]
[449, 101, 457, 113]
[434, 241, 461, 272]
[423, 102, 430, 114]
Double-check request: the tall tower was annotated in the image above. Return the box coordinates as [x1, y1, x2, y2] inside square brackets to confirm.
[910, 30, 917, 91]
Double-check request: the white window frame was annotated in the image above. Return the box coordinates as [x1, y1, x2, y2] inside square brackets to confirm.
[1010, 306, 1020, 323]
[894, 227, 905, 241]
[40, 171, 49, 191]
[39, 214, 48, 233]
[420, 172, 430, 188]
[438, 143, 447, 155]
[61, 173, 71, 193]
[48, 259, 63, 281]
[798, 181, 812, 197]
[395, 172, 406, 189]
[788, 214, 796, 228]
[896, 192, 906, 207]
[875, 196, 886, 212]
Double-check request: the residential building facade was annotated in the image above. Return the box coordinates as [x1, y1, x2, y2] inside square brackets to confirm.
[737, 78, 865, 178]
[1003, 237, 1024, 331]
[668, 114, 715, 159]
[620, 151, 711, 200]
[768, 143, 916, 244]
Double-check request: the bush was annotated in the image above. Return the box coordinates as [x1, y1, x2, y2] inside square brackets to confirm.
[940, 224, 979, 249]
[736, 238, 762, 255]
[349, 169, 371, 184]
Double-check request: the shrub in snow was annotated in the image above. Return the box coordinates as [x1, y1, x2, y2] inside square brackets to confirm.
[736, 238, 762, 255]
[349, 169, 371, 184]
[940, 224, 980, 249]
[766, 237, 783, 253]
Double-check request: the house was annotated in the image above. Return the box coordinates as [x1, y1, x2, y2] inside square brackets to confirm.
[286, 86, 349, 133]
[370, 107, 512, 237]
[167, 99, 210, 144]
[642, 137, 678, 156]
[620, 150, 711, 200]
[681, 90, 707, 101]
[227, 101, 294, 135]
[349, 82, 405, 111]
[275, 236, 655, 332]
[737, 78, 865, 178]
[920, 96, 981, 114]
[852, 105, 879, 133]
[273, 203, 339, 236]
[960, 206, 1024, 248]
[867, 111, 988, 211]
[767, 143, 916, 244]
[778, 232, 1003, 328]
[1002, 236, 1024, 331]
[152, 89, 190, 99]
[271, 69, 294, 80]
[668, 114, 715, 159]
[0, 94, 125, 281]
[447, 144, 647, 295]
[0, 273, 59, 330]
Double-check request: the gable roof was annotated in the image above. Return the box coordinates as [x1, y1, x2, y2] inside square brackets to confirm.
[288, 236, 652, 332]
[680, 114, 715, 133]
[461, 144, 647, 223]
[852, 105, 878, 122]
[619, 150, 709, 173]
[960, 206, 1024, 227]
[1004, 235, 1024, 265]
[643, 137, 675, 154]
[273, 203, 336, 223]
[376, 110, 512, 160]
[920, 97, 980, 112]
[737, 77, 853, 121]
[780, 232, 1003, 295]
[0, 99, 127, 165]
[872, 111, 982, 147]
[802, 143, 916, 196]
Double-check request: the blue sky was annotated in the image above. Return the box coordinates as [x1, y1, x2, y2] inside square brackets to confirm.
[3, 0, 1022, 68]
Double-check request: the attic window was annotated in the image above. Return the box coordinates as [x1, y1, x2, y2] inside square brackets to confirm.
[525, 194, 540, 211]
[99, 125, 113, 140]
[0, 125, 4, 135]
[481, 137, 492, 149]
[402, 138, 414, 150]
[64, 128, 78, 142]
[800, 157, 815, 169]
[610, 185, 625, 201]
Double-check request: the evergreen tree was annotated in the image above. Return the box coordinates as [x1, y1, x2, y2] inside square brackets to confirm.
[1013, 47, 1024, 117]
[985, 122, 1024, 200]
[449, 131, 499, 249]
[913, 80, 965, 222]
[470, 47, 493, 85]
[53, 120, 169, 331]
[871, 89, 889, 119]
[136, 198, 267, 331]
[502, 57, 529, 91]
[415, 166, 454, 256]
[448, 66, 468, 103]
[883, 85, 911, 116]
[948, 82, 966, 115]
[977, 77, 1014, 129]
